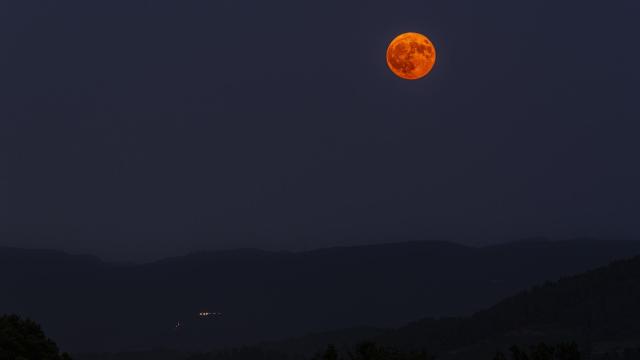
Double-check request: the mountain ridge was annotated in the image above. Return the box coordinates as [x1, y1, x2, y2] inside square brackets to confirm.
[4, 239, 640, 353]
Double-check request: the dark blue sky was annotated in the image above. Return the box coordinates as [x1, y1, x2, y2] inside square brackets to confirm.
[1, 0, 639, 260]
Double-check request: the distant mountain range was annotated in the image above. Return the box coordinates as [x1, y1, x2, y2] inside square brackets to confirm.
[3, 239, 640, 354]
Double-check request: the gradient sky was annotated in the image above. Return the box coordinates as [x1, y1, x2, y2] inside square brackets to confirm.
[1, 0, 639, 261]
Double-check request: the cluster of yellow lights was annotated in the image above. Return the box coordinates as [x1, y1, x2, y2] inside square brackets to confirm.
[198, 312, 221, 317]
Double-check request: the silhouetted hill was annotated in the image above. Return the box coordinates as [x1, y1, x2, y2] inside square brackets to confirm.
[4, 240, 640, 353]
[372, 254, 640, 359]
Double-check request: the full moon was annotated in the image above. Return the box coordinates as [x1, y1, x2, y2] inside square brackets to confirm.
[386, 32, 436, 80]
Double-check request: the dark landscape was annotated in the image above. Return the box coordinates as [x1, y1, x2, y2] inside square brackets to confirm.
[2, 0, 640, 359]
[4, 239, 640, 359]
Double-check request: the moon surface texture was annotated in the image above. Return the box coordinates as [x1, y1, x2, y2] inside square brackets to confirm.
[387, 32, 436, 80]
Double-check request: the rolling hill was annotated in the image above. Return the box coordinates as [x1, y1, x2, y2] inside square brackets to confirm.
[3, 239, 640, 353]
[373, 254, 640, 359]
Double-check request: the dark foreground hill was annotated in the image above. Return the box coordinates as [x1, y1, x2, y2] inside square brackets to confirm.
[372, 254, 640, 359]
[4, 239, 640, 353]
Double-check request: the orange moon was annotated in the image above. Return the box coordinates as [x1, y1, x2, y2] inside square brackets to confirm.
[386, 32, 436, 80]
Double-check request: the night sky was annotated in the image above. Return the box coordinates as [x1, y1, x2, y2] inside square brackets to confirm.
[2, 0, 639, 261]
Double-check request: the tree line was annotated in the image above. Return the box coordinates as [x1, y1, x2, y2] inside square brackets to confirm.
[0, 314, 72, 360]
